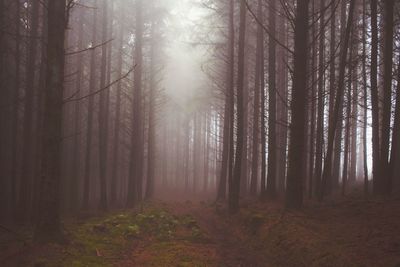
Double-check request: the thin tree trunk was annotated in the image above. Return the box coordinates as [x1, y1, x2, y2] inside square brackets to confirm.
[308, 0, 317, 199]
[204, 113, 210, 192]
[229, 0, 246, 213]
[350, 3, 359, 183]
[250, 0, 263, 196]
[390, 59, 400, 192]
[266, 0, 277, 199]
[193, 113, 201, 193]
[127, 0, 144, 207]
[83, 2, 98, 210]
[361, 0, 369, 195]
[314, 0, 325, 198]
[70, 8, 84, 213]
[370, 0, 380, 194]
[343, 47, 353, 196]
[18, 0, 40, 222]
[184, 118, 190, 191]
[145, 20, 156, 200]
[379, 0, 394, 195]
[111, 4, 125, 206]
[225, 0, 235, 201]
[320, 0, 355, 201]
[11, 0, 21, 218]
[327, 0, 337, 195]
[97, 0, 109, 211]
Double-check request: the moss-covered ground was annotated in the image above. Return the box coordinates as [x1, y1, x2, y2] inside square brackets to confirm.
[2, 197, 400, 267]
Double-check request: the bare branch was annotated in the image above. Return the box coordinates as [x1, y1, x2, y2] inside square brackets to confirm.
[63, 65, 136, 104]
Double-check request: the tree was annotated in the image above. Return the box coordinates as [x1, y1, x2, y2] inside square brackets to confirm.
[250, 0, 263, 196]
[314, 0, 325, 197]
[127, 0, 144, 207]
[111, 2, 125, 205]
[83, 2, 99, 210]
[361, 0, 369, 195]
[327, 0, 337, 195]
[229, 0, 246, 213]
[145, 17, 157, 199]
[379, 0, 394, 195]
[98, 0, 110, 211]
[320, 0, 355, 201]
[18, 0, 40, 222]
[285, 0, 310, 209]
[391, 60, 400, 192]
[370, 0, 380, 194]
[34, 0, 67, 242]
[266, 0, 277, 199]
[70, 7, 85, 212]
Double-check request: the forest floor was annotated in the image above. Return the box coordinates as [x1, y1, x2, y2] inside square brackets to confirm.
[1, 191, 400, 267]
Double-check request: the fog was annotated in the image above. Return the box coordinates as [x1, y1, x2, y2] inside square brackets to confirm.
[1, 1, 400, 265]
[164, 0, 214, 109]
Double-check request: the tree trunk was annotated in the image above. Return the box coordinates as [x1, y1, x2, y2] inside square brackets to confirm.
[276, 3, 288, 194]
[327, 0, 337, 195]
[285, 0, 309, 209]
[379, 0, 394, 195]
[222, 0, 235, 201]
[70, 8, 84, 213]
[320, 0, 355, 201]
[145, 20, 156, 199]
[229, 0, 246, 213]
[390, 60, 400, 193]
[343, 47, 353, 196]
[370, 0, 380, 194]
[127, 0, 144, 207]
[361, 0, 369, 195]
[266, 0, 277, 199]
[18, 0, 40, 222]
[193, 113, 201, 193]
[110, 4, 125, 206]
[83, 3, 98, 210]
[250, 0, 263, 196]
[34, 0, 66, 243]
[10, 0, 21, 218]
[97, 0, 109, 211]
[314, 0, 325, 198]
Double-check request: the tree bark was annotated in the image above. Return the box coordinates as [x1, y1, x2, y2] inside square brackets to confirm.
[127, 0, 144, 207]
[229, 0, 246, 213]
[97, 0, 109, 211]
[379, 0, 394, 195]
[70, 8, 84, 213]
[314, 0, 325, 198]
[145, 19, 157, 199]
[320, 0, 355, 201]
[361, 0, 369, 195]
[110, 4, 125, 205]
[266, 0, 277, 199]
[34, 0, 66, 243]
[250, 0, 263, 196]
[285, 0, 309, 209]
[18, 0, 40, 222]
[83, 3, 98, 210]
[370, 0, 380, 194]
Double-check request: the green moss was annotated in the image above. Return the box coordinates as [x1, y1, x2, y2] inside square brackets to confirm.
[27, 204, 213, 267]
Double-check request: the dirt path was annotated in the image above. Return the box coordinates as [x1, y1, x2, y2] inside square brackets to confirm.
[167, 202, 268, 267]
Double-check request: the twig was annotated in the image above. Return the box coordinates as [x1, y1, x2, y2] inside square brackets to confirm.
[65, 39, 114, 56]
[63, 65, 136, 104]
[244, 0, 294, 55]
